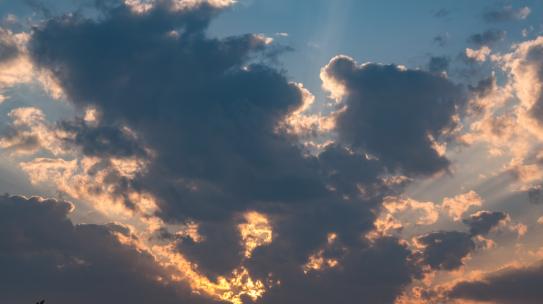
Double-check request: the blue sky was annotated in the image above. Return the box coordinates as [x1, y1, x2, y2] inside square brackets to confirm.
[208, 0, 542, 96]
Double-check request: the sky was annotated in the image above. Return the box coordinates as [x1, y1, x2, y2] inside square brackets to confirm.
[0, 0, 542, 303]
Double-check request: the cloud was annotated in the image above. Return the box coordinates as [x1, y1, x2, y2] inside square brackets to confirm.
[417, 231, 475, 270]
[370, 196, 439, 238]
[458, 38, 543, 180]
[254, 237, 420, 304]
[0, 107, 65, 155]
[4, 1, 541, 302]
[0, 195, 217, 304]
[449, 262, 543, 304]
[0, 26, 65, 102]
[25, 1, 425, 302]
[457, 36, 543, 188]
[483, 5, 531, 23]
[462, 210, 507, 236]
[0, 28, 34, 101]
[0, 28, 20, 63]
[427, 56, 450, 74]
[468, 74, 496, 98]
[320, 55, 466, 177]
[29, 0, 314, 222]
[442, 190, 482, 221]
[411, 207, 505, 273]
[465, 46, 492, 62]
[58, 119, 148, 159]
[501, 36, 543, 133]
[468, 29, 506, 47]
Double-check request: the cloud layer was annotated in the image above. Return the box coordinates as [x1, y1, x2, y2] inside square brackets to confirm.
[0, 195, 217, 304]
[321, 55, 466, 176]
[24, 1, 433, 302]
[0, 1, 541, 303]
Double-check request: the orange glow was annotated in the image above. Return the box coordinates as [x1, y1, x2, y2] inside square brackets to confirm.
[303, 233, 342, 273]
[303, 250, 339, 273]
[152, 244, 268, 304]
[238, 211, 273, 258]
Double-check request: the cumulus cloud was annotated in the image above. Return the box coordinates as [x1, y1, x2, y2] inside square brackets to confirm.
[449, 262, 543, 304]
[29, 0, 313, 221]
[458, 35, 543, 171]
[417, 231, 475, 270]
[58, 119, 148, 159]
[0, 195, 217, 304]
[252, 237, 420, 304]
[3, 0, 543, 303]
[462, 210, 507, 236]
[24, 1, 429, 302]
[320, 55, 466, 177]
[457, 36, 543, 190]
[1, 0, 541, 302]
[14, 1, 538, 302]
[412, 209, 508, 272]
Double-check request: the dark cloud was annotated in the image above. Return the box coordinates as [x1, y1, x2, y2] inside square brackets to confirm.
[483, 5, 531, 23]
[29, 0, 319, 221]
[322, 55, 466, 176]
[468, 29, 506, 47]
[58, 119, 147, 158]
[317, 143, 385, 197]
[462, 210, 507, 236]
[427, 56, 450, 74]
[3, 0, 539, 302]
[255, 237, 420, 304]
[30, 1, 422, 303]
[176, 219, 244, 277]
[235, 147, 417, 303]
[417, 231, 475, 270]
[0, 108, 45, 155]
[0, 195, 218, 304]
[449, 262, 543, 304]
